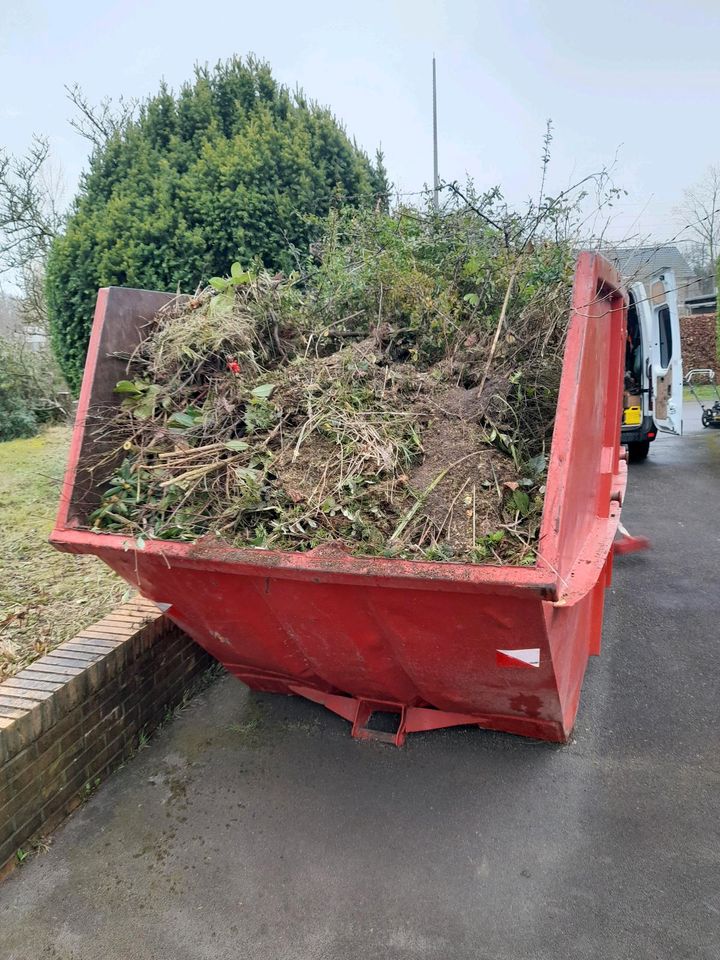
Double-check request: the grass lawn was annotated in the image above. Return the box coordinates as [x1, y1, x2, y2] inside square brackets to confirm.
[0, 426, 129, 681]
[684, 384, 719, 403]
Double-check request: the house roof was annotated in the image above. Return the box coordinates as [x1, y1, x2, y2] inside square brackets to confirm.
[604, 244, 695, 285]
[684, 292, 717, 308]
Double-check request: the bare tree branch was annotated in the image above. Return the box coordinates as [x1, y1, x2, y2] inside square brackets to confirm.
[0, 136, 64, 271]
[442, 181, 513, 247]
[674, 165, 720, 271]
[0, 137, 67, 331]
[65, 83, 138, 148]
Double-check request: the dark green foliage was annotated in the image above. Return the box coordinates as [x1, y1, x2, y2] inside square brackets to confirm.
[46, 56, 388, 391]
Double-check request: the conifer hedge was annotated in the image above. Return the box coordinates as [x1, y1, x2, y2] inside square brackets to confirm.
[47, 56, 389, 390]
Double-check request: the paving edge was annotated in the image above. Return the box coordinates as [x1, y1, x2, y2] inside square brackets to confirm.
[0, 597, 215, 880]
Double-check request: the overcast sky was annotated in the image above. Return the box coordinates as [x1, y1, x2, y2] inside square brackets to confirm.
[2, 0, 719, 249]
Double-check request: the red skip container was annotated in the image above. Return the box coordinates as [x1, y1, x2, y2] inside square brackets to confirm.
[52, 253, 628, 744]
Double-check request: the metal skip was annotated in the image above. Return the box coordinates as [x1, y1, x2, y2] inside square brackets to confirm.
[51, 254, 628, 745]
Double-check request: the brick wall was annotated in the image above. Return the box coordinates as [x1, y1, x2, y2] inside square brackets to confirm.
[0, 598, 215, 879]
[680, 313, 718, 374]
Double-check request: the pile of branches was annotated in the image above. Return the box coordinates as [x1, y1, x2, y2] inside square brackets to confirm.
[88, 204, 574, 565]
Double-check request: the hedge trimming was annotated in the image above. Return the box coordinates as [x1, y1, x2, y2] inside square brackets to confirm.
[46, 56, 389, 391]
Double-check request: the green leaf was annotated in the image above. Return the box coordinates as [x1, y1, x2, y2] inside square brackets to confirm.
[167, 407, 204, 429]
[463, 292, 480, 307]
[511, 489, 530, 516]
[251, 383, 275, 399]
[167, 412, 195, 429]
[208, 290, 234, 317]
[527, 454, 547, 476]
[133, 395, 158, 420]
[114, 380, 142, 395]
[235, 466, 260, 484]
[463, 256, 482, 278]
[224, 439, 249, 451]
[208, 277, 229, 291]
[229, 263, 250, 284]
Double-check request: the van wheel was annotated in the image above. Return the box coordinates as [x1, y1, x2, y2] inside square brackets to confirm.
[627, 440, 650, 463]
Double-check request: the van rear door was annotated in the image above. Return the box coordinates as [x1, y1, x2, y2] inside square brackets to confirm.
[647, 270, 683, 436]
[628, 281, 651, 420]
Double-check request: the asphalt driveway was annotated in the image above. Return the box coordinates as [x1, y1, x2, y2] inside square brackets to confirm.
[1, 405, 718, 960]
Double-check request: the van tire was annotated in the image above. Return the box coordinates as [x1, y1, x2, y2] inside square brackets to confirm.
[627, 440, 650, 463]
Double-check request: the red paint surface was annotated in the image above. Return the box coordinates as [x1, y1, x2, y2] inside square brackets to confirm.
[52, 254, 627, 744]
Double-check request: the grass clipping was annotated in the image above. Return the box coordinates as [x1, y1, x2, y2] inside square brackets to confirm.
[90, 209, 573, 565]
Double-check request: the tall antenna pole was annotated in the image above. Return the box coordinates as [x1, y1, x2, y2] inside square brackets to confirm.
[432, 55, 439, 212]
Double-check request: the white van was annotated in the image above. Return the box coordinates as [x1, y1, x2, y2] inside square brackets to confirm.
[622, 271, 683, 460]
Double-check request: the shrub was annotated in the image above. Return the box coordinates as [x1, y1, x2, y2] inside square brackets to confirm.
[0, 338, 68, 441]
[46, 56, 390, 391]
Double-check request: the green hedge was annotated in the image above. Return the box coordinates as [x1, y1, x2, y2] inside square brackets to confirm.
[47, 56, 389, 391]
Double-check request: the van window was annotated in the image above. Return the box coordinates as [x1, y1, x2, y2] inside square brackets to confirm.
[658, 305, 672, 367]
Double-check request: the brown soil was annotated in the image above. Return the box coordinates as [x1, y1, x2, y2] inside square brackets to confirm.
[266, 346, 522, 559]
[405, 410, 517, 558]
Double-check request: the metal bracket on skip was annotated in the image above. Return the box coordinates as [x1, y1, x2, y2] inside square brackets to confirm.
[287, 684, 508, 747]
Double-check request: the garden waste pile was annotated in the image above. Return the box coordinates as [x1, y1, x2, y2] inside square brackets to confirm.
[89, 208, 575, 565]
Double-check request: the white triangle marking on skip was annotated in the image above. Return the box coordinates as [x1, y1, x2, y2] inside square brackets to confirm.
[497, 648, 540, 667]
